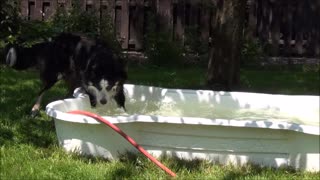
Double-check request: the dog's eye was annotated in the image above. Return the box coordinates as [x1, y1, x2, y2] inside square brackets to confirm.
[106, 81, 115, 91]
[105, 85, 112, 91]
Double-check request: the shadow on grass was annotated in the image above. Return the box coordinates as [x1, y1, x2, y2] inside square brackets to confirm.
[108, 166, 135, 179]
[164, 156, 204, 172]
[118, 151, 206, 174]
[108, 151, 305, 179]
[0, 67, 67, 147]
[221, 164, 299, 180]
[17, 115, 56, 147]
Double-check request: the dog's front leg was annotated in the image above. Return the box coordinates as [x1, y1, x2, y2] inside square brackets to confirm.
[31, 80, 56, 117]
[31, 93, 44, 117]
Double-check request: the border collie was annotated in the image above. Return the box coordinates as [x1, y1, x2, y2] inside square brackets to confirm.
[5, 33, 127, 116]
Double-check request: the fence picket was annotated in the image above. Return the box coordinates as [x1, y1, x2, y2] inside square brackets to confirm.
[20, 0, 319, 57]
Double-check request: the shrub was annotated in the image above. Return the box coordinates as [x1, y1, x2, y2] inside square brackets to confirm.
[241, 38, 265, 66]
[184, 26, 208, 55]
[143, 12, 184, 67]
[51, 2, 99, 36]
[51, 1, 121, 54]
[0, 0, 120, 52]
[0, 0, 21, 63]
[0, 0, 21, 42]
[144, 31, 184, 67]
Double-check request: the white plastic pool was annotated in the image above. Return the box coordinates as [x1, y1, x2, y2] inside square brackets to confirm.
[46, 84, 320, 171]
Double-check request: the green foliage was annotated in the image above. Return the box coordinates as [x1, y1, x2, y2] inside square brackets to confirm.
[0, 0, 21, 62]
[241, 38, 265, 66]
[143, 14, 210, 67]
[17, 20, 57, 47]
[183, 26, 210, 67]
[98, 11, 122, 54]
[143, 12, 184, 67]
[144, 30, 184, 67]
[51, 2, 99, 36]
[0, 0, 120, 55]
[51, 1, 121, 53]
[0, 0, 21, 42]
[184, 26, 208, 55]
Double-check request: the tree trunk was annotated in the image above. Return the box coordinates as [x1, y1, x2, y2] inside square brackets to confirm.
[206, 0, 246, 91]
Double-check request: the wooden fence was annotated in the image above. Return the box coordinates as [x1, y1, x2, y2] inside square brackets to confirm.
[20, 0, 320, 57]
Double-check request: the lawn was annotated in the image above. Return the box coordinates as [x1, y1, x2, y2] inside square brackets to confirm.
[0, 65, 319, 179]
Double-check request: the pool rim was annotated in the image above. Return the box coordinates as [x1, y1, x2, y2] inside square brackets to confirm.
[46, 96, 320, 136]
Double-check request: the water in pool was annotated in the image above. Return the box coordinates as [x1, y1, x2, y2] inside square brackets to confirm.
[89, 98, 319, 127]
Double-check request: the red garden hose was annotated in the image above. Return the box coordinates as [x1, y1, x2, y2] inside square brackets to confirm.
[68, 110, 177, 177]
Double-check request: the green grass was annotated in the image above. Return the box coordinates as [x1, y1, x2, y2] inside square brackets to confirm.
[127, 65, 206, 89]
[0, 65, 319, 179]
[240, 69, 320, 95]
[128, 65, 319, 95]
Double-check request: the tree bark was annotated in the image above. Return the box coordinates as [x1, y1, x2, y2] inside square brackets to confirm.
[206, 0, 246, 91]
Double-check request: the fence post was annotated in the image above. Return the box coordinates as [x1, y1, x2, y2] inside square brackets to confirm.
[247, 0, 256, 39]
[128, 0, 144, 50]
[20, 0, 28, 18]
[157, 0, 173, 35]
[270, 0, 280, 56]
[199, 0, 211, 43]
[120, 0, 129, 49]
[283, 1, 294, 57]
[294, 1, 305, 56]
[173, 0, 185, 41]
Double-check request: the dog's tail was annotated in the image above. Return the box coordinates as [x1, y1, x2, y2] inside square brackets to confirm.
[4, 44, 18, 67]
[4, 43, 38, 70]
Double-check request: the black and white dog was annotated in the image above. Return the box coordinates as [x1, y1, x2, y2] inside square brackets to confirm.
[5, 33, 127, 116]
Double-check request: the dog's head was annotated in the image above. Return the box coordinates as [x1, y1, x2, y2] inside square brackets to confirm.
[81, 49, 127, 110]
[85, 79, 125, 107]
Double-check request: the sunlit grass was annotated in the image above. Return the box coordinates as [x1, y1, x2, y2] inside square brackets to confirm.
[0, 65, 319, 179]
[1, 144, 319, 180]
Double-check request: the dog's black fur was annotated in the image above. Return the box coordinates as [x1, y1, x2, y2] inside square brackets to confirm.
[5, 33, 127, 116]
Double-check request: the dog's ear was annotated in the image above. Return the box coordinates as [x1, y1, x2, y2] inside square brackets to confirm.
[114, 88, 126, 110]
